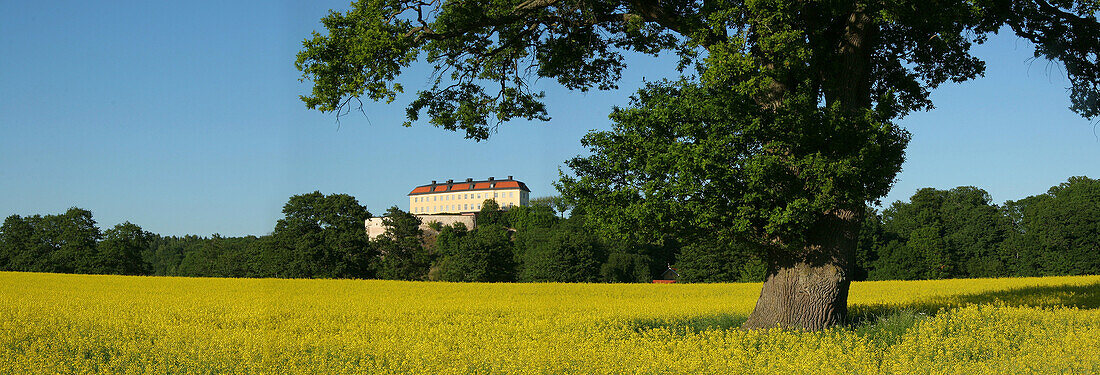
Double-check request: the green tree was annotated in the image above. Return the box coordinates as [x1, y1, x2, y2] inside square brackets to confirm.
[375, 207, 433, 280]
[242, 235, 296, 278]
[144, 235, 200, 276]
[600, 250, 652, 283]
[5, 208, 103, 274]
[0, 215, 34, 271]
[515, 217, 606, 282]
[506, 204, 559, 232]
[97, 222, 153, 275]
[853, 206, 888, 281]
[1003, 176, 1100, 276]
[176, 235, 224, 277]
[1000, 195, 1048, 276]
[46, 208, 103, 273]
[941, 187, 1010, 277]
[476, 199, 505, 227]
[876, 187, 1009, 279]
[677, 237, 765, 283]
[298, 0, 1100, 330]
[437, 224, 517, 282]
[272, 191, 375, 278]
[867, 240, 922, 280]
[530, 195, 573, 217]
[172, 234, 251, 277]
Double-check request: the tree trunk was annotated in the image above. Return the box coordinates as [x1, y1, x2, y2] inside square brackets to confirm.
[741, 208, 862, 331]
[736, 7, 876, 330]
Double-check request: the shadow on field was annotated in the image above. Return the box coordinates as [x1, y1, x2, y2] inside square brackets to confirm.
[627, 282, 1099, 335]
[848, 281, 1100, 326]
[628, 313, 748, 334]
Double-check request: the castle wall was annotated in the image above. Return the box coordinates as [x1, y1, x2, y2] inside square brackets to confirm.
[364, 214, 477, 240]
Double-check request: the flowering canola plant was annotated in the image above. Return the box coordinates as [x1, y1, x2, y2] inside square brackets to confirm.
[1, 272, 1097, 374]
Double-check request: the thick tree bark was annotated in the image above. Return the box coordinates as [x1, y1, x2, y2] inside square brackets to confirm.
[742, 208, 862, 331]
[741, 9, 876, 331]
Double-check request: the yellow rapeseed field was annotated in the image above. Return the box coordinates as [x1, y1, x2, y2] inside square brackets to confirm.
[1, 272, 1097, 374]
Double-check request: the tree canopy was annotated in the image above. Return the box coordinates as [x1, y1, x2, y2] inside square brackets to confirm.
[299, 0, 1100, 330]
[1002, 176, 1100, 276]
[298, 1, 1100, 138]
[273, 191, 375, 278]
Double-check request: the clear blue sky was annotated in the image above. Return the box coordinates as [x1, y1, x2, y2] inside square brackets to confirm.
[2, 1, 1098, 237]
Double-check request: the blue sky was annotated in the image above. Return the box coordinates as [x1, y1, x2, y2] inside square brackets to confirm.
[2, 1, 1098, 237]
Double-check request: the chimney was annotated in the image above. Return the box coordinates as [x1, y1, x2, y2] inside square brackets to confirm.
[488, 176, 495, 181]
[507, 175, 513, 180]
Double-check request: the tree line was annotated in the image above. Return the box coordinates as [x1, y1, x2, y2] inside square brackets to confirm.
[0, 191, 660, 282]
[0, 191, 376, 279]
[854, 176, 1100, 281]
[2, 176, 1097, 281]
[678, 176, 1100, 282]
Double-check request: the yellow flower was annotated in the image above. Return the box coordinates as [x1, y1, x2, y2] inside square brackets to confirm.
[1, 272, 1097, 374]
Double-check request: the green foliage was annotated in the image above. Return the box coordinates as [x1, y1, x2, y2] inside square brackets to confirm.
[677, 237, 765, 283]
[676, 240, 736, 283]
[0, 208, 101, 274]
[436, 224, 516, 282]
[868, 240, 923, 281]
[45, 208, 102, 274]
[1002, 176, 1100, 276]
[297, 3, 1100, 313]
[97, 222, 152, 275]
[476, 199, 505, 226]
[529, 195, 572, 217]
[4, 177, 1098, 284]
[143, 235, 191, 276]
[505, 204, 559, 232]
[559, 81, 909, 255]
[600, 251, 652, 283]
[857, 179, 1100, 281]
[176, 235, 261, 278]
[0, 215, 34, 271]
[375, 207, 432, 280]
[271, 191, 375, 278]
[738, 257, 767, 283]
[514, 217, 606, 282]
[426, 221, 444, 232]
[300, 1, 1100, 139]
[868, 187, 1010, 280]
[854, 208, 888, 281]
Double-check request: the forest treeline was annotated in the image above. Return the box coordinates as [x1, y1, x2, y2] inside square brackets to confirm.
[685, 176, 1100, 282]
[1, 176, 1097, 282]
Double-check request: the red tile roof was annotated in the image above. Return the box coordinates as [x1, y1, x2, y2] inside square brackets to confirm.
[408, 178, 531, 195]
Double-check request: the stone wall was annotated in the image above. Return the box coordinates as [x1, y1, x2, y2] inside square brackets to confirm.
[365, 214, 477, 240]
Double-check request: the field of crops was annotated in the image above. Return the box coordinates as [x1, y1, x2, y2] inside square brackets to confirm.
[1, 272, 1098, 374]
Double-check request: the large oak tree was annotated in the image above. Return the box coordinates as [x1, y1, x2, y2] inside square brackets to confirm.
[297, 0, 1100, 330]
